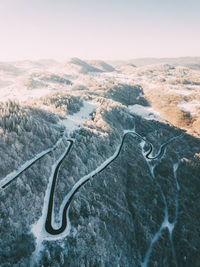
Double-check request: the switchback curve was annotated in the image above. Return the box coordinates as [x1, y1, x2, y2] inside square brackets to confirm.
[44, 131, 183, 235]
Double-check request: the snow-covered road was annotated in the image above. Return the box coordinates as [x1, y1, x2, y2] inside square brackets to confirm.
[32, 129, 182, 246]
[0, 140, 59, 190]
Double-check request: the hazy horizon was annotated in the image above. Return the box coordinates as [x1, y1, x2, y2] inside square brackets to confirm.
[0, 0, 200, 61]
[1, 55, 200, 64]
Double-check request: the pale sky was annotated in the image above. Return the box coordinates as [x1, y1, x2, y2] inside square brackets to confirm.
[0, 0, 199, 61]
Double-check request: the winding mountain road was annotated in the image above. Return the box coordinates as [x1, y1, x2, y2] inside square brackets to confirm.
[44, 130, 183, 235]
[1, 128, 183, 239]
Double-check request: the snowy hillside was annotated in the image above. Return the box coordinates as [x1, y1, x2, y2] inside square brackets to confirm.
[0, 58, 200, 266]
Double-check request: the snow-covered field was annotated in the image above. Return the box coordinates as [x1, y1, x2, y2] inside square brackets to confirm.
[128, 104, 163, 121]
[59, 100, 100, 134]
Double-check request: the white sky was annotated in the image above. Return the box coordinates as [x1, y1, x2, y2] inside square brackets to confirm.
[0, 0, 200, 61]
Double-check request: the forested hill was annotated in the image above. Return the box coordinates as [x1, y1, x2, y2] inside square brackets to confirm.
[0, 59, 199, 266]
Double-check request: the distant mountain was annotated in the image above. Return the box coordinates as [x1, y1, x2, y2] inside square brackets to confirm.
[0, 62, 24, 76]
[65, 57, 103, 74]
[87, 60, 115, 72]
[185, 63, 200, 70]
[109, 57, 200, 67]
[63, 58, 116, 74]
[116, 63, 137, 73]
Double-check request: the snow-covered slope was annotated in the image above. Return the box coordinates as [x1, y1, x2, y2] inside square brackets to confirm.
[0, 58, 200, 267]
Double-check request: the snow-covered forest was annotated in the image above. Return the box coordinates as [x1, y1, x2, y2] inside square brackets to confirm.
[0, 58, 200, 266]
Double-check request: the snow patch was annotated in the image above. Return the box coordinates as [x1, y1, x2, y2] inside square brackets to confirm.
[0, 85, 52, 102]
[177, 101, 200, 115]
[128, 104, 163, 121]
[59, 100, 99, 133]
[170, 89, 193, 96]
